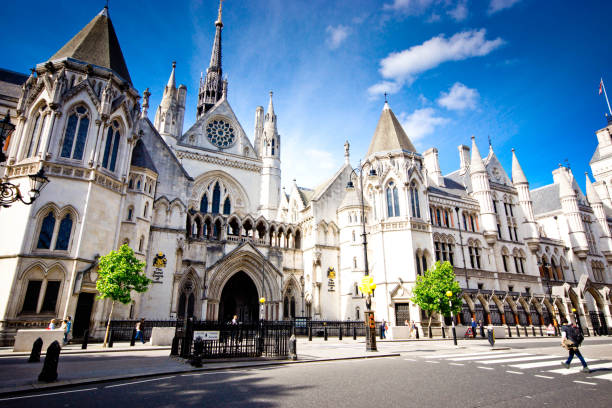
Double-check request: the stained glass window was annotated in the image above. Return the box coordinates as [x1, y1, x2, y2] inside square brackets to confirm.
[60, 106, 89, 159]
[55, 214, 73, 251]
[36, 212, 56, 249]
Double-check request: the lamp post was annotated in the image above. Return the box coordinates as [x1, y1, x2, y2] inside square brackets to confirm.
[0, 112, 50, 207]
[300, 275, 305, 317]
[446, 291, 458, 346]
[455, 207, 468, 289]
[540, 261, 558, 336]
[259, 297, 266, 321]
[347, 159, 377, 352]
[572, 307, 584, 335]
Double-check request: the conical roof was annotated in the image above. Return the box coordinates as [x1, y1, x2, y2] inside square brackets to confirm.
[366, 102, 417, 156]
[50, 7, 132, 84]
[339, 186, 367, 211]
[470, 136, 486, 172]
[585, 173, 602, 205]
[558, 169, 575, 198]
[511, 148, 528, 184]
[131, 139, 158, 174]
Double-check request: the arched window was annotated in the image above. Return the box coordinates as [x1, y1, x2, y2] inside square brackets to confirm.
[468, 241, 481, 269]
[416, 253, 422, 275]
[128, 178, 133, 189]
[60, 106, 89, 160]
[54, 214, 73, 251]
[352, 230, 356, 242]
[353, 256, 357, 269]
[36, 212, 56, 249]
[143, 202, 149, 218]
[502, 248, 510, 272]
[25, 108, 48, 158]
[422, 254, 427, 272]
[138, 236, 144, 252]
[271, 139, 275, 156]
[127, 206, 133, 221]
[200, 194, 208, 213]
[212, 182, 221, 214]
[410, 182, 420, 218]
[102, 120, 121, 171]
[136, 179, 141, 190]
[386, 181, 399, 217]
[223, 197, 231, 215]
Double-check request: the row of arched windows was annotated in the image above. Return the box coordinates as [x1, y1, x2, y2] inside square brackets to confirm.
[374, 180, 421, 220]
[36, 211, 74, 251]
[591, 261, 605, 282]
[501, 247, 527, 274]
[538, 255, 565, 281]
[434, 235, 455, 265]
[199, 182, 231, 215]
[128, 175, 154, 195]
[467, 239, 482, 269]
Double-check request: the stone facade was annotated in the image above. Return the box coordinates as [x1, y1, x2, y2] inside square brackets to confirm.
[0, 4, 610, 345]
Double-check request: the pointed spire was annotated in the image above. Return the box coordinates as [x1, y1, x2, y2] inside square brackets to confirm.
[197, 0, 225, 119]
[344, 140, 350, 165]
[585, 173, 602, 205]
[558, 167, 576, 198]
[470, 136, 486, 172]
[216, 0, 224, 25]
[511, 148, 528, 185]
[267, 91, 275, 116]
[366, 102, 416, 156]
[166, 61, 176, 89]
[50, 7, 132, 84]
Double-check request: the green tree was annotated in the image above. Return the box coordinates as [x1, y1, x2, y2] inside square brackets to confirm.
[411, 261, 462, 337]
[96, 244, 151, 346]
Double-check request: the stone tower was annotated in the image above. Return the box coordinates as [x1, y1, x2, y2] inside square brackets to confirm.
[511, 149, 539, 250]
[469, 136, 497, 244]
[259, 92, 281, 219]
[154, 61, 186, 147]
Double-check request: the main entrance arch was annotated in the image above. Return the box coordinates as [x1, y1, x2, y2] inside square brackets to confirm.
[218, 271, 259, 323]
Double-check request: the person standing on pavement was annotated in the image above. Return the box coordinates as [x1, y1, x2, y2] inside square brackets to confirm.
[380, 320, 386, 339]
[471, 317, 477, 338]
[411, 321, 417, 338]
[60, 320, 68, 344]
[64, 316, 72, 344]
[134, 318, 145, 344]
[560, 318, 589, 373]
[48, 319, 56, 330]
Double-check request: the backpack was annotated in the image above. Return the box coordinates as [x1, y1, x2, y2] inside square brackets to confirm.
[568, 325, 584, 346]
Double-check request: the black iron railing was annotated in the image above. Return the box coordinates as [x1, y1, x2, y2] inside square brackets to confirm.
[109, 320, 177, 342]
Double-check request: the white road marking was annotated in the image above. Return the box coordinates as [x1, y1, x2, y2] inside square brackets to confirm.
[589, 373, 612, 381]
[425, 361, 440, 364]
[105, 376, 175, 388]
[448, 353, 530, 361]
[449, 363, 464, 366]
[548, 362, 612, 376]
[0, 388, 97, 401]
[573, 380, 597, 385]
[421, 351, 510, 359]
[506, 370, 523, 375]
[478, 366, 494, 370]
[403, 358, 416, 361]
[534, 375, 554, 379]
[482, 355, 560, 365]
[511, 359, 600, 370]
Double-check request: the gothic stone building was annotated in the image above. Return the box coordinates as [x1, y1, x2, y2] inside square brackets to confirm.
[0, 5, 610, 343]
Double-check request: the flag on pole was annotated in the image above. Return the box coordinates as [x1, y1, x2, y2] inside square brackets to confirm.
[600, 78, 604, 95]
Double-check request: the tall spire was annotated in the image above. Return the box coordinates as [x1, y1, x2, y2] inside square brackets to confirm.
[511, 148, 528, 184]
[197, 0, 226, 119]
[267, 91, 275, 117]
[470, 136, 486, 172]
[166, 61, 176, 89]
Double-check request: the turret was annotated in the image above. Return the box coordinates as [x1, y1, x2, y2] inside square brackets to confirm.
[469, 136, 497, 244]
[154, 61, 186, 147]
[511, 149, 538, 250]
[254, 106, 264, 157]
[555, 166, 589, 258]
[259, 91, 281, 219]
[586, 173, 612, 259]
[423, 147, 444, 187]
[197, 0, 225, 119]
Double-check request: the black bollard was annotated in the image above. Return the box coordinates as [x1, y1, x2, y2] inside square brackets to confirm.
[428, 326, 433, 339]
[289, 334, 297, 360]
[585, 326, 590, 336]
[415, 326, 420, 339]
[539, 326, 543, 336]
[524, 327, 528, 337]
[516, 326, 520, 337]
[507, 326, 512, 338]
[308, 326, 312, 341]
[353, 326, 357, 340]
[170, 336, 179, 356]
[28, 338, 43, 363]
[324, 327, 328, 341]
[339, 326, 342, 340]
[442, 326, 446, 338]
[108, 330, 114, 348]
[38, 341, 61, 382]
[532, 327, 536, 337]
[130, 329, 136, 346]
[190, 337, 204, 367]
[81, 330, 89, 350]
[480, 325, 485, 338]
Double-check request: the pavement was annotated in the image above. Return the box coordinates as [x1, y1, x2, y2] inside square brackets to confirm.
[0, 335, 610, 398]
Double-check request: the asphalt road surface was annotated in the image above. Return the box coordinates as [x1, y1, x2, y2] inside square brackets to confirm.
[2, 338, 611, 408]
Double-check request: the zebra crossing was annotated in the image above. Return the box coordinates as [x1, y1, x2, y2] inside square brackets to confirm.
[416, 351, 612, 384]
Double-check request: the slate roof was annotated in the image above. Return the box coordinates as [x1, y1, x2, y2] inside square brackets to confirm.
[531, 184, 561, 214]
[366, 103, 417, 156]
[131, 139, 158, 173]
[50, 8, 132, 84]
[427, 170, 472, 199]
[0, 68, 28, 85]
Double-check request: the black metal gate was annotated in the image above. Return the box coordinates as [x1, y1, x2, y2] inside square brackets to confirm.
[590, 311, 609, 335]
[395, 303, 410, 326]
[504, 305, 516, 326]
[541, 307, 552, 325]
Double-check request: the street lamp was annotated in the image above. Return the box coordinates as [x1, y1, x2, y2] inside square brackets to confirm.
[299, 275, 305, 317]
[455, 207, 468, 289]
[0, 112, 50, 207]
[538, 260, 558, 335]
[571, 307, 584, 335]
[347, 159, 377, 352]
[446, 290, 458, 346]
[259, 297, 266, 321]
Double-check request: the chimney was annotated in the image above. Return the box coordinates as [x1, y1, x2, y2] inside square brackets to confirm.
[423, 148, 444, 187]
[458, 144, 470, 174]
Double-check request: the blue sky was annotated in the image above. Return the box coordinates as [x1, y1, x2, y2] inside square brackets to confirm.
[2, 0, 610, 191]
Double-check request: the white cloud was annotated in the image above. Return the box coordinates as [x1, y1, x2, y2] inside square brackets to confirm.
[488, 0, 521, 14]
[377, 29, 504, 85]
[399, 108, 449, 141]
[384, 0, 436, 14]
[448, 0, 468, 21]
[326, 25, 350, 50]
[437, 82, 479, 111]
[367, 80, 405, 97]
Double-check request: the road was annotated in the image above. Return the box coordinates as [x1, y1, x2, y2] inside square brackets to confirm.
[2, 337, 611, 407]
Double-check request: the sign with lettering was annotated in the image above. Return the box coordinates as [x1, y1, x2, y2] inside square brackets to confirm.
[152, 252, 167, 284]
[194, 331, 220, 341]
[327, 267, 336, 292]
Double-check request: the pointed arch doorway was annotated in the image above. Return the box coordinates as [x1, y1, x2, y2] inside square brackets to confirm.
[218, 271, 259, 323]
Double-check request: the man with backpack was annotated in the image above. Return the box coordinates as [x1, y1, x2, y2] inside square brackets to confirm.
[560, 318, 589, 373]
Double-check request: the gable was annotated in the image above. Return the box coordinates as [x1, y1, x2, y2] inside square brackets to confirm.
[485, 150, 512, 186]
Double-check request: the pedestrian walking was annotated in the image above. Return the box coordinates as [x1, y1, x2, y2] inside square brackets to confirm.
[411, 321, 417, 339]
[478, 320, 485, 338]
[471, 317, 477, 339]
[231, 315, 239, 325]
[64, 316, 72, 344]
[134, 318, 145, 344]
[47, 319, 56, 330]
[60, 319, 68, 344]
[380, 319, 387, 339]
[560, 318, 589, 373]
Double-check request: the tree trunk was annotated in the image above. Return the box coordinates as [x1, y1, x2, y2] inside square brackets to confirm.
[428, 313, 433, 338]
[103, 300, 115, 348]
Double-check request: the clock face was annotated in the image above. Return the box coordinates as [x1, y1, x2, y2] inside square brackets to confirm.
[206, 119, 236, 148]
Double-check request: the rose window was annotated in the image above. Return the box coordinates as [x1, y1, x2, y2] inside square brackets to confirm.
[206, 119, 236, 148]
